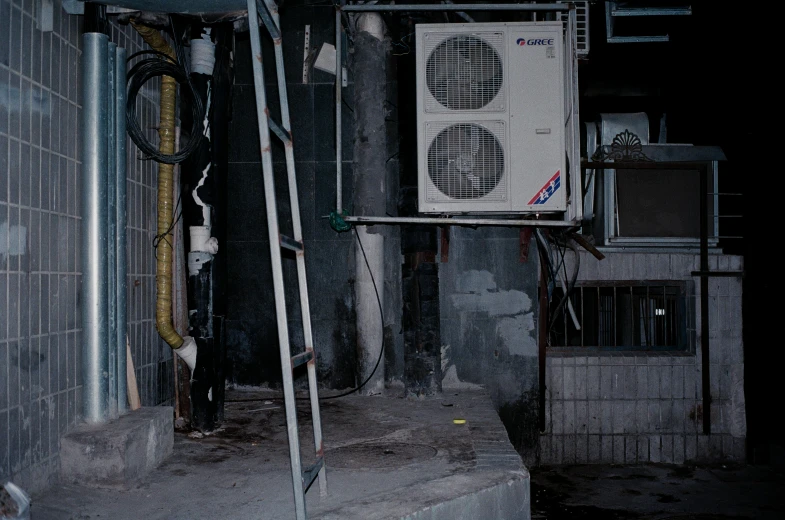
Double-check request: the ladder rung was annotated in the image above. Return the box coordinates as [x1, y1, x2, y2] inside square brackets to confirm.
[268, 116, 292, 146]
[291, 350, 313, 370]
[302, 457, 324, 493]
[280, 234, 303, 252]
[256, 0, 281, 40]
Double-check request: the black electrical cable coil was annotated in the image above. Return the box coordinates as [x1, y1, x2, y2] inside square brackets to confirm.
[125, 29, 204, 164]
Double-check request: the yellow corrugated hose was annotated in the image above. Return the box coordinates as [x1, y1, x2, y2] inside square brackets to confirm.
[131, 22, 183, 349]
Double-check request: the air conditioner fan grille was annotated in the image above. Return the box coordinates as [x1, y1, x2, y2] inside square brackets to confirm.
[426, 35, 503, 111]
[427, 123, 505, 201]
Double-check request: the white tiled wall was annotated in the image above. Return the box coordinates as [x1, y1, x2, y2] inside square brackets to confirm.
[540, 251, 746, 465]
[1, 1, 173, 493]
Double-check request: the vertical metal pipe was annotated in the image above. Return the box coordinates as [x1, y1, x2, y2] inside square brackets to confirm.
[264, 0, 327, 496]
[82, 33, 110, 424]
[116, 46, 128, 414]
[567, 7, 582, 222]
[700, 165, 711, 435]
[246, 1, 306, 517]
[106, 42, 118, 419]
[335, 7, 342, 212]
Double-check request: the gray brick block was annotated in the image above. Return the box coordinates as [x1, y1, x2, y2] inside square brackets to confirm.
[636, 400, 648, 432]
[612, 402, 624, 434]
[600, 401, 612, 434]
[611, 365, 624, 399]
[697, 434, 709, 461]
[685, 435, 697, 462]
[672, 400, 685, 433]
[684, 365, 697, 400]
[564, 401, 575, 434]
[613, 436, 625, 464]
[636, 365, 648, 400]
[575, 401, 588, 434]
[660, 364, 672, 398]
[601, 436, 613, 464]
[672, 366, 684, 398]
[588, 400, 601, 433]
[648, 366, 660, 399]
[588, 434, 601, 463]
[600, 365, 612, 399]
[637, 436, 649, 463]
[552, 401, 563, 434]
[576, 434, 588, 464]
[660, 400, 674, 433]
[649, 435, 661, 463]
[648, 402, 660, 432]
[623, 365, 637, 398]
[575, 366, 587, 400]
[623, 401, 636, 434]
[587, 365, 600, 399]
[551, 364, 563, 400]
[661, 435, 674, 464]
[624, 435, 637, 463]
[563, 434, 576, 464]
[563, 365, 575, 400]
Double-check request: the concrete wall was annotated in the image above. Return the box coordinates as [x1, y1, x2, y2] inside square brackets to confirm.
[225, 2, 403, 390]
[0, 2, 173, 493]
[439, 227, 541, 463]
[540, 251, 746, 464]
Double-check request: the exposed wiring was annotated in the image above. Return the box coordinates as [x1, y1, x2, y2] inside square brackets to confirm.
[125, 18, 204, 164]
[536, 228, 582, 343]
[226, 226, 386, 404]
[152, 194, 183, 259]
[391, 31, 414, 55]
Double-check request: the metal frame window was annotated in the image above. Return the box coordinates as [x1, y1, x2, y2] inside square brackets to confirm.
[548, 281, 692, 351]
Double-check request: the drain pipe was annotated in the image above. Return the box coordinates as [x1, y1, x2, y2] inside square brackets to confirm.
[131, 22, 197, 372]
[82, 33, 110, 423]
[187, 27, 220, 431]
[115, 46, 129, 414]
[353, 13, 387, 395]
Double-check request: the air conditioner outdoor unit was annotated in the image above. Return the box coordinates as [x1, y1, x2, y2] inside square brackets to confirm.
[416, 22, 567, 214]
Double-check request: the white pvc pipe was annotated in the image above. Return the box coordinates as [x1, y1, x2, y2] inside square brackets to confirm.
[355, 227, 385, 396]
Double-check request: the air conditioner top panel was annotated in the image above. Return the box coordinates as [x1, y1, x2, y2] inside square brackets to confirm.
[417, 22, 564, 115]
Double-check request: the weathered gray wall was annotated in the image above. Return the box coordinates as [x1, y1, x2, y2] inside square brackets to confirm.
[439, 227, 540, 463]
[225, 2, 403, 391]
[1, 2, 173, 493]
[540, 251, 746, 464]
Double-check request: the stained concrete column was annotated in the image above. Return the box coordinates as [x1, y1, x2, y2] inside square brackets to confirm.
[353, 13, 387, 395]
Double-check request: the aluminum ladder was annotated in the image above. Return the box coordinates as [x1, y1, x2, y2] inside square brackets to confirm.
[246, 0, 327, 518]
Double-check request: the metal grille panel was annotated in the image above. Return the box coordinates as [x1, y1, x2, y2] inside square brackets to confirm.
[424, 32, 504, 112]
[548, 282, 690, 350]
[558, 1, 589, 58]
[426, 121, 506, 202]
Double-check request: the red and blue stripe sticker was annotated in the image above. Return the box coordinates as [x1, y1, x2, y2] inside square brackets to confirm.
[527, 170, 561, 205]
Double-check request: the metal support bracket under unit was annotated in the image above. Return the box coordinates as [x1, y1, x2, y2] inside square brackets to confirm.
[605, 1, 692, 43]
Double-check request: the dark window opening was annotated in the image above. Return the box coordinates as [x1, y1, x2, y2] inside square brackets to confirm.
[548, 281, 691, 351]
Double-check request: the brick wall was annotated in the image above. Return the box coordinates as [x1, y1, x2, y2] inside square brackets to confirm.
[540, 251, 746, 465]
[1, 1, 172, 493]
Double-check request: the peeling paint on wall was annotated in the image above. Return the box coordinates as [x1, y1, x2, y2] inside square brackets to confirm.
[496, 315, 537, 357]
[442, 365, 485, 390]
[450, 269, 532, 317]
[449, 269, 536, 357]
[0, 222, 27, 262]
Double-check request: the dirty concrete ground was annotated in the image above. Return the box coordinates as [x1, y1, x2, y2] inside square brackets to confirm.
[32, 389, 526, 519]
[530, 463, 785, 520]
